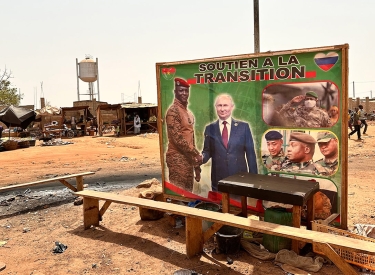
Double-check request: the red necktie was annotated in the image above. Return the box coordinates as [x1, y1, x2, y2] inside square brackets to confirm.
[222, 121, 228, 148]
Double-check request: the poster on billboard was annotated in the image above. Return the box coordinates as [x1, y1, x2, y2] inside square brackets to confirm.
[156, 44, 349, 227]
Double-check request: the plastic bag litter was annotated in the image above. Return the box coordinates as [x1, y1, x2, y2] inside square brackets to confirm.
[353, 224, 375, 239]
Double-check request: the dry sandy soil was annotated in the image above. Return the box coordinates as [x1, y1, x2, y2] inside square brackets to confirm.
[0, 126, 375, 275]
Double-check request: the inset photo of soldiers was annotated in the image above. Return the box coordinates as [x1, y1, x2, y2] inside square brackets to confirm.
[262, 81, 339, 128]
[261, 130, 339, 177]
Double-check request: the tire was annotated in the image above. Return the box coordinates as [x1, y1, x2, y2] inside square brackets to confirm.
[66, 130, 74, 139]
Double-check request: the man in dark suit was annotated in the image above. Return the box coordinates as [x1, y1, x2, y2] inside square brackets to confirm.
[200, 94, 258, 191]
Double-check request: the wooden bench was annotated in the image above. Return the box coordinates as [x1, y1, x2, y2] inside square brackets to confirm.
[0, 172, 95, 193]
[75, 189, 375, 275]
[218, 172, 320, 253]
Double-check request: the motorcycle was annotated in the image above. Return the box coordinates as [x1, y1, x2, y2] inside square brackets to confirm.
[61, 125, 74, 139]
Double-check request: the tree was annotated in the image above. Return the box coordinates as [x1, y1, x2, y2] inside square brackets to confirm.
[0, 67, 23, 106]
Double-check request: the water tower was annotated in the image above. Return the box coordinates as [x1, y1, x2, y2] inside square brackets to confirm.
[76, 55, 100, 101]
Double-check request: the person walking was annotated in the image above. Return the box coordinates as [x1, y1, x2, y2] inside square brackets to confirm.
[358, 105, 368, 135]
[134, 114, 141, 135]
[348, 110, 354, 131]
[349, 107, 362, 140]
[115, 124, 120, 137]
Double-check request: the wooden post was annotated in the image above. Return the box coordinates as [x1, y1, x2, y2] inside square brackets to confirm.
[185, 217, 203, 258]
[221, 193, 230, 213]
[83, 197, 99, 229]
[306, 194, 315, 230]
[241, 196, 247, 217]
[76, 175, 84, 191]
[291, 205, 302, 253]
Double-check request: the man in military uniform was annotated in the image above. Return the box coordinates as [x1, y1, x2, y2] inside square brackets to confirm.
[264, 130, 285, 171]
[279, 91, 331, 128]
[314, 132, 339, 176]
[280, 132, 317, 175]
[165, 78, 201, 192]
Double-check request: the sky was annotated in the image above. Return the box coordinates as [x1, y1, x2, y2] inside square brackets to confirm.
[1, 0, 374, 109]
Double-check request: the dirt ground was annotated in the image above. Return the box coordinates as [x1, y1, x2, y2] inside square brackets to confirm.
[0, 126, 375, 275]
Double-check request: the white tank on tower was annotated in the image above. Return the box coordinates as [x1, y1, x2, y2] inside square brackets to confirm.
[78, 57, 97, 82]
[76, 55, 100, 101]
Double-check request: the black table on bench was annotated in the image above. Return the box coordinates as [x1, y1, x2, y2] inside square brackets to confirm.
[218, 172, 320, 252]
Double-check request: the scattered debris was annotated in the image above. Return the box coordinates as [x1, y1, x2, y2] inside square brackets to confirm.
[95, 182, 106, 187]
[52, 241, 68, 253]
[73, 197, 83, 206]
[173, 269, 201, 275]
[22, 227, 30, 233]
[281, 263, 311, 275]
[136, 178, 161, 189]
[0, 262, 6, 272]
[42, 140, 74, 146]
[353, 224, 375, 238]
[119, 156, 136, 162]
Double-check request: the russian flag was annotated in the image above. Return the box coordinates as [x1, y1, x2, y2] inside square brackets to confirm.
[314, 52, 339, 71]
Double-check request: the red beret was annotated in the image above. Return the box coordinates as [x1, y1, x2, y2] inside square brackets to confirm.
[174, 78, 190, 88]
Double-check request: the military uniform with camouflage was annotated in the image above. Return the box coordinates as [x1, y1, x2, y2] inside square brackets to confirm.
[280, 132, 318, 175]
[314, 131, 339, 176]
[280, 159, 318, 175]
[279, 91, 331, 128]
[264, 130, 285, 171]
[165, 78, 201, 192]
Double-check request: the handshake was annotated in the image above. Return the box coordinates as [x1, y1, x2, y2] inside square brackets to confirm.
[194, 154, 203, 182]
[194, 154, 203, 165]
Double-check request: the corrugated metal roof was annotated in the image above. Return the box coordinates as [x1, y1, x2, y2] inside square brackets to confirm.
[121, 103, 157, 108]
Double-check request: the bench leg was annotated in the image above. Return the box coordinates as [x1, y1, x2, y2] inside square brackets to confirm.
[291, 205, 302, 253]
[221, 193, 230, 213]
[76, 175, 84, 191]
[306, 195, 315, 230]
[314, 242, 358, 275]
[83, 197, 99, 229]
[185, 217, 203, 258]
[241, 196, 247, 217]
[58, 179, 77, 192]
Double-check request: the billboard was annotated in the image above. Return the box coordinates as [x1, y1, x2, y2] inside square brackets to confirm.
[156, 44, 349, 227]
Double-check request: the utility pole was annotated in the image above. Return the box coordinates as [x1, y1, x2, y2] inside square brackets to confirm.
[40, 81, 44, 97]
[353, 81, 355, 98]
[253, 0, 260, 53]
